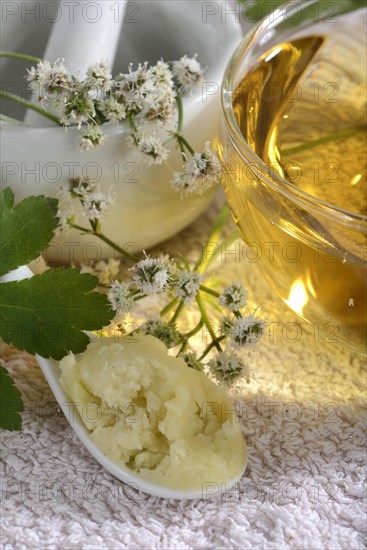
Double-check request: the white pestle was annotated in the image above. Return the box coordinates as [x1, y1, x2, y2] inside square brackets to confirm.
[3, 0, 244, 261]
[25, 0, 125, 126]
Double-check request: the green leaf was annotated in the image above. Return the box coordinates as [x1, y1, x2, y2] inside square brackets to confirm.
[0, 268, 114, 360]
[0, 189, 58, 277]
[0, 364, 24, 431]
[0, 187, 15, 216]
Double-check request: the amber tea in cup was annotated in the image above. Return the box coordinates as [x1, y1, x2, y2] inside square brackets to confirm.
[221, 0, 367, 349]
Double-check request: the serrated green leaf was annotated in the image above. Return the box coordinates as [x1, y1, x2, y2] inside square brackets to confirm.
[0, 268, 114, 360]
[0, 191, 58, 276]
[0, 188, 15, 216]
[0, 364, 24, 431]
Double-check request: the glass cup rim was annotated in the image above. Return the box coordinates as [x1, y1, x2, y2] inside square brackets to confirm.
[221, 0, 367, 228]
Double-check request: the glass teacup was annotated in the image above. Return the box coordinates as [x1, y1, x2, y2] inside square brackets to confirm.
[221, 0, 367, 350]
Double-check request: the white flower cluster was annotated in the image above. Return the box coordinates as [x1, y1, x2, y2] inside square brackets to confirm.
[79, 125, 106, 151]
[229, 311, 267, 349]
[138, 134, 170, 166]
[171, 141, 221, 196]
[116, 60, 176, 125]
[26, 55, 221, 197]
[219, 281, 248, 312]
[108, 281, 135, 315]
[131, 254, 171, 295]
[140, 318, 181, 348]
[69, 177, 114, 220]
[26, 58, 70, 100]
[106, 257, 202, 346]
[102, 249, 264, 387]
[56, 185, 75, 234]
[172, 55, 204, 92]
[85, 61, 113, 92]
[173, 270, 201, 305]
[209, 352, 250, 384]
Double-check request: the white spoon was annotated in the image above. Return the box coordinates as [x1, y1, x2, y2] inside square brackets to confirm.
[2, 266, 247, 499]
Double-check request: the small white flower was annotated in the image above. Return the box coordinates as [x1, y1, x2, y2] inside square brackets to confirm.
[138, 135, 170, 165]
[115, 62, 152, 114]
[55, 183, 78, 234]
[61, 91, 96, 127]
[140, 318, 181, 348]
[142, 60, 176, 124]
[173, 270, 201, 305]
[143, 88, 176, 125]
[86, 61, 113, 91]
[82, 191, 112, 220]
[230, 311, 266, 349]
[27, 58, 70, 98]
[26, 60, 52, 87]
[69, 177, 113, 219]
[172, 55, 204, 92]
[170, 171, 194, 194]
[108, 281, 135, 314]
[171, 142, 221, 196]
[180, 352, 203, 371]
[122, 62, 150, 87]
[116, 61, 176, 125]
[79, 125, 106, 151]
[219, 282, 248, 312]
[186, 142, 221, 179]
[131, 254, 171, 295]
[56, 206, 75, 234]
[81, 259, 120, 285]
[69, 177, 94, 200]
[209, 352, 251, 384]
[99, 97, 126, 124]
[149, 60, 174, 91]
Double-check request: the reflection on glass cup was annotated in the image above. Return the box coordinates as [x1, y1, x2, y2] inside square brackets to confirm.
[221, 0, 367, 350]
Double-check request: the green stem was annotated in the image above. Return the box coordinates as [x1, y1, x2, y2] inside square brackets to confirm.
[176, 95, 184, 133]
[69, 223, 137, 262]
[176, 318, 204, 356]
[172, 97, 196, 161]
[92, 232, 137, 262]
[176, 135, 187, 162]
[0, 91, 60, 125]
[69, 223, 94, 234]
[199, 284, 220, 298]
[182, 318, 204, 339]
[160, 298, 178, 316]
[0, 51, 41, 63]
[127, 113, 138, 136]
[281, 124, 367, 157]
[198, 335, 226, 361]
[177, 340, 189, 355]
[0, 113, 22, 125]
[177, 134, 195, 156]
[196, 292, 222, 353]
[170, 300, 185, 325]
[162, 134, 176, 146]
[195, 204, 230, 273]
